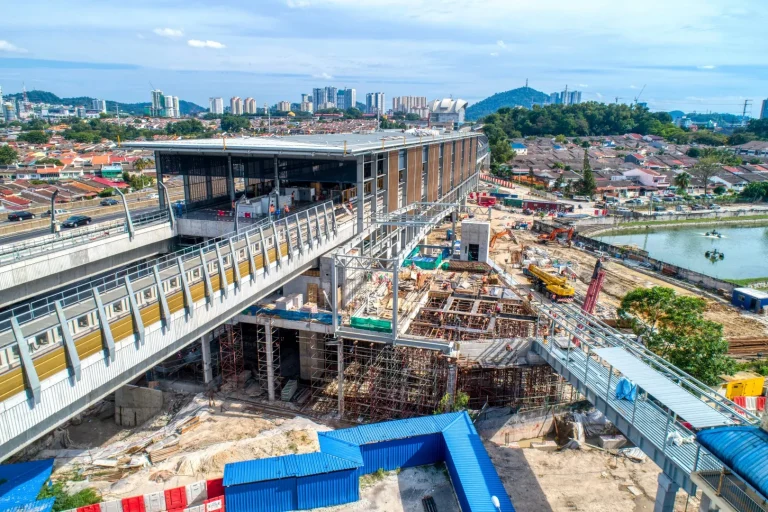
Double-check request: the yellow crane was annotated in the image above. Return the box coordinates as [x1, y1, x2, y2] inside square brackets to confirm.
[526, 264, 575, 302]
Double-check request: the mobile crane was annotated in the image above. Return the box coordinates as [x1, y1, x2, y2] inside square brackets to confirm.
[526, 264, 575, 302]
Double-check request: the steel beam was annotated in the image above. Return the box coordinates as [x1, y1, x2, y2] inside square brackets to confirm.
[91, 288, 116, 361]
[153, 266, 171, 330]
[177, 256, 194, 318]
[11, 318, 41, 405]
[305, 210, 314, 249]
[229, 239, 241, 291]
[259, 227, 270, 274]
[244, 231, 256, 281]
[124, 276, 145, 345]
[215, 244, 228, 298]
[271, 223, 282, 268]
[199, 249, 214, 305]
[54, 300, 80, 380]
[283, 218, 294, 260]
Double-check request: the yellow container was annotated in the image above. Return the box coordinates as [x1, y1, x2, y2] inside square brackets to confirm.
[719, 372, 766, 399]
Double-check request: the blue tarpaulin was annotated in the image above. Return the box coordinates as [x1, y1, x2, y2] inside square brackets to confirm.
[615, 377, 637, 402]
[242, 306, 339, 325]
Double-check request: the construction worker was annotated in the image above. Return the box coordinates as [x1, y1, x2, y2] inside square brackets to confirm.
[269, 203, 275, 221]
[283, 204, 290, 218]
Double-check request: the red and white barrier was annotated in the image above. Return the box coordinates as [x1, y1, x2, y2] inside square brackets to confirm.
[63, 478, 223, 512]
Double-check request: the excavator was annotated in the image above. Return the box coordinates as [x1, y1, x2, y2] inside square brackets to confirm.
[526, 264, 575, 302]
[490, 228, 516, 249]
[537, 227, 574, 245]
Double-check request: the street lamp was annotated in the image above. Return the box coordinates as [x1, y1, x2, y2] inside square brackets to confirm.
[491, 496, 501, 511]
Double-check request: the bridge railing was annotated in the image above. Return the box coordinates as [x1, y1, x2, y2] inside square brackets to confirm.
[542, 301, 759, 424]
[0, 209, 170, 266]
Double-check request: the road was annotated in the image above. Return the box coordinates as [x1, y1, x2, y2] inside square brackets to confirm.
[0, 206, 160, 245]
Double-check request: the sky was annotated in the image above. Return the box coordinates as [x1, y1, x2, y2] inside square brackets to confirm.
[0, 0, 767, 115]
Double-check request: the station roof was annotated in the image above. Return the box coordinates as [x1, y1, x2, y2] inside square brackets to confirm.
[123, 130, 478, 157]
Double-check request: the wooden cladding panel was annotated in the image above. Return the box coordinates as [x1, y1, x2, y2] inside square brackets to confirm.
[388, 151, 399, 212]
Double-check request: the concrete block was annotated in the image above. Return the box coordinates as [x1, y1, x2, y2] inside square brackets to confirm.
[531, 440, 558, 452]
[597, 435, 627, 450]
[114, 384, 163, 427]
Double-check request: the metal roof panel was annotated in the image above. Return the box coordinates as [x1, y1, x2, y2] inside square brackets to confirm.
[697, 426, 768, 500]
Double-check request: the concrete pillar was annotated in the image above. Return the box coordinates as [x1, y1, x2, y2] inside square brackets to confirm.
[446, 364, 457, 409]
[298, 331, 319, 381]
[201, 336, 213, 384]
[265, 327, 276, 401]
[392, 263, 399, 341]
[337, 340, 344, 417]
[273, 155, 280, 207]
[698, 494, 719, 512]
[155, 151, 165, 207]
[227, 155, 235, 202]
[356, 156, 364, 234]
[331, 257, 338, 333]
[653, 473, 680, 512]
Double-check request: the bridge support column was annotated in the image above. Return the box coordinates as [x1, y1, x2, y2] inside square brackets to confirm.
[654, 473, 680, 512]
[201, 336, 213, 385]
[337, 340, 344, 418]
[699, 494, 718, 512]
[266, 327, 276, 402]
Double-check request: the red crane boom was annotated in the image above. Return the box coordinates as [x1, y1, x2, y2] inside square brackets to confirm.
[582, 260, 606, 315]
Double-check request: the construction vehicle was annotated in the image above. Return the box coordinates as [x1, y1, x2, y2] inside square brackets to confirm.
[537, 227, 574, 244]
[477, 196, 497, 207]
[718, 372, 765, 400]
[490, 228, 513, 249]
[582, 260, 606, 314]
[526, 264, 575, 302]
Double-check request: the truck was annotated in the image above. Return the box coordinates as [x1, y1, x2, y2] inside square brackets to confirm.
[477, 196, 497, 207]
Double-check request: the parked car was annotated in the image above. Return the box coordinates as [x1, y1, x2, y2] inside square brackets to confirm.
[43, 208, 69, 217]
[7, 211, 35, 221]
[147, 193, 159, 200]
[691, 204, 707, 211]
[61, 215, 92, 228]
[616, 207, 632, 215]
[653, 205, 666, 212]
[708, 204, 722, 210]
[626, 198, 643, 205]
[651, 196, 662, 203]
[100, 198, 119, 206]
[662, 197, 676, 202]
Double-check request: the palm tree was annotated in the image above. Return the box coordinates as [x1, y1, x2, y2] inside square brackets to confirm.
[674, 172, 691, 194]
[134, 158, 149, 172]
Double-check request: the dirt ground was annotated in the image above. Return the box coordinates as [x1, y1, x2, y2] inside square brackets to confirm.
[478, 204, 768, 339]
[488, 442, 699, 512]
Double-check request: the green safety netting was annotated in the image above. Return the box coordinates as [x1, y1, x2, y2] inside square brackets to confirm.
[350, 317, 392, 333]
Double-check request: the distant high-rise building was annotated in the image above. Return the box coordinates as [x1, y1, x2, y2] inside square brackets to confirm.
[761, 99, 768, 120]
[163, 94, 176, 117]
[209, 97, 224, 114]
[151, 89, 164, 116]
[336, 91, 346, 110]
[312, 88, 327, 110]
[277, 101, 291, 112]
[568, 91, 582, 105]
[366, 92, 385, 114]
[92, 99, 107, 113]
[76, 106, 87, 118]
[392, 96, 427, 113]
[301, 93, 311, 104]
[3, 102, 16, 122]
[0, 86, 3, 109]
[338, 88, 356, 111]
[300, 101, 313, 113]
[244, 97, 256, 114]
[230, 97, 243, 115]
[549, 92, 561, 105]
[173, 96, 180, 117]
[326, 87, 338, 107]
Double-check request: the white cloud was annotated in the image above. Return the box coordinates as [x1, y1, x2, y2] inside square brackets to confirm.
[286, 0, 311, 7]
[0, 40, 27, 53]
[496, 40, 506, 48]
[313, 71, 333, 79]
[595, 93, 603, 99]
[188, 39, 226, 49]
[577, 83, 589, 87]
[697, 65, 716, 69]
[154, 28, 184, 38]
[629, 85, 638, 89]
[490, 52, 499, 57]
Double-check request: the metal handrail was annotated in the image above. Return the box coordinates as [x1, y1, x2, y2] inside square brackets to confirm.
[0, 201, 338, 333]
[697, 469, 768, 512]
[549, 302, 759, 424]
[0, 209, 170, 265]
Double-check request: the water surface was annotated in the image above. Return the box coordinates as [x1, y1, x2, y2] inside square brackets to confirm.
[595, 225, 768, 279]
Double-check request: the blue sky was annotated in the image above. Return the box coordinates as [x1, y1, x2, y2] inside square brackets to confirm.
[0, 0, 766, 114]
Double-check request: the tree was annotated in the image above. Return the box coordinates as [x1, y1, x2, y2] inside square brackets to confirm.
[220, 114, 250, 133]
[740, 182, 768, 202]
[749, 158, 762, 165]
[98, 188, 115, 197]
[553, 174, 564, 191]
[554, 134, 567, 143]
[17, 130, 50, 144]
[673, 172, 691, 193]
[344, 107, 363, 119]
[685, 147, 701, 158]
[0, 145, 18, 165]
[619, 287, 735, 385]
[713, 185, 726, 195]
[551, 162, 565, 170]
[528, 166, 535, 181]
[576, 150, 596, 197]
[36, 157, 63, 166]
[134, 158, 150, 171]
[405, 113, 421, 121]
[691, 155, 721, 196]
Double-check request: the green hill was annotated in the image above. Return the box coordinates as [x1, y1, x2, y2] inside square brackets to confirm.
[3, 90, 206, 116]
[466, 87, 550, 120]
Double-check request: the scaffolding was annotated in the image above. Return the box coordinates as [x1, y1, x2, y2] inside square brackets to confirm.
[218, 323, 243, 388]
[310, 338, 451, 423]
[255, 322, 282, 398]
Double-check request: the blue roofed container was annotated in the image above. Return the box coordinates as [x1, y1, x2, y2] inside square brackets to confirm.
[324, 413, 462, 475]
[442, 414, 515, 512]
[224, 448, 362, 512]
[731, 288, 768, 313]
[0, 460, 55, 511]
[696, 426, 768, 500]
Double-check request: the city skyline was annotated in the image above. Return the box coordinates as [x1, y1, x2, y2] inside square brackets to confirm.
[0, 0, 766, 115]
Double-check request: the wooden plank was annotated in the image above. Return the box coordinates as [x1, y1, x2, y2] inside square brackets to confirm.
[388, 150, 399, 212]
[428, 143, 439, 202]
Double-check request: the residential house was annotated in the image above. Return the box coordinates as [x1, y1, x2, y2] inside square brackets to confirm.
[625, 153, 646, 165]
[622, 168, 670, 191]
[510, 142, 528, 155]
